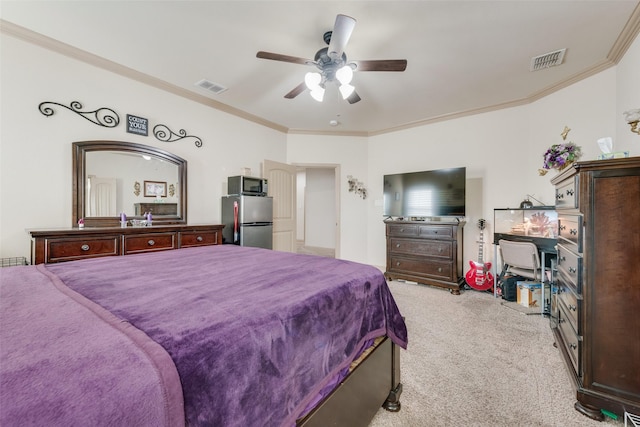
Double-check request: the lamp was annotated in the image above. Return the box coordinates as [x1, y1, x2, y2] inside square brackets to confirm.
[336, 65, 355, 100]
[305, 72, 325, 102]
[623, 109, 640, 135]
[304, 66, 356, 102]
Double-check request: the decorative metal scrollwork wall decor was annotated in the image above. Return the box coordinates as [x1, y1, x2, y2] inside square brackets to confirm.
[38, 101, 120, 128]
[153, 124, 203, 148]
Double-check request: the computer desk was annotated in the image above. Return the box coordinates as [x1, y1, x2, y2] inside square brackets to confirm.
[493, 233, 557, 315]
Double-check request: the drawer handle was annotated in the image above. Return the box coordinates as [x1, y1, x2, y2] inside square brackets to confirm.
[396, 261, 401, 266]
[438, 247, 443, 252]
[569, 343, 577, 350]
[556, 193, 564, 200]
[399, 228, 404, 232]
[81, 244, 90, 251]
[437, 267, 442, 272]
[196, 236, 203, 242]
[570, 228, 578, 235]
[148, 239, 155, 246]
[559, 256, 566, 262]
[567, 189, 574, 196]
[559, 225, 566, 231]
[569, 304, 577, 311]
[569, 267, 576, 274]
[396, 243, 401, 248]
[559, 318, 566, 324]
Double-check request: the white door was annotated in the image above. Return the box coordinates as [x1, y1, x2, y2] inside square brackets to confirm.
[87, 176, 117, 217]
[263, 160, 297, 252]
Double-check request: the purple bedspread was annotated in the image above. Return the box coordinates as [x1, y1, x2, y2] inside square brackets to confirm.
[0, 264, 185, 426]
[4, 245, 407, 426]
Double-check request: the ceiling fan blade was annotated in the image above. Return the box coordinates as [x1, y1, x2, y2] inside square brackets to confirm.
[328, 14, 356, 60]
[256, 51, 311, 65]
[284, 82, 307, 99]
[353, 59, 407, 72]
[346, 90, 361, 104]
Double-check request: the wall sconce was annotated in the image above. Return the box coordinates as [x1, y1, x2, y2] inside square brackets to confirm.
[623, 109, 640, 135]
[347, 175, 367, 199]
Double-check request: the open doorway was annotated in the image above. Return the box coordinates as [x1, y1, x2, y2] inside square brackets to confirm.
[296, 166, 339, 258]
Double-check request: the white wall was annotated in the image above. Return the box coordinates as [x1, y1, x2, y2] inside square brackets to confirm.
[1, 28, 638, 268]
[287, 134, 368, 263]
[0, 33, 287, 259]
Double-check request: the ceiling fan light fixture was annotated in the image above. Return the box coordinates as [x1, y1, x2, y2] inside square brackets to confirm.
[310, 86, 325, 102]
[305, 72, 322, 90]
[339, 83, 355, 99]
[336, 65, 353, 84]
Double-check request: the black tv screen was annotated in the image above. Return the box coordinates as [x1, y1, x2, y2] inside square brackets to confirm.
[383, 167, 466, 218]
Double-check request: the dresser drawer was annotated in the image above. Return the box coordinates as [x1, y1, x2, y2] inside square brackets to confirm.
[557, 280, 580, 334]
[180, 230, 220, 247]
[557, 303, 581, 376]
[388, 238, 453, 259]
[557, 244, 582, 293]
[46, 236, 120, 263]
[389, 255, 453, 281]
[558, 214, 583, 253]
[418, 225, 453, 240]
[124, 232, 177, 254]
[555, 176, 578, 209]
[387, 224, 419, 237]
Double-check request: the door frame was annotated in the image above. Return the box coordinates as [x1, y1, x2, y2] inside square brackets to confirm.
[294, 163, 341, 259]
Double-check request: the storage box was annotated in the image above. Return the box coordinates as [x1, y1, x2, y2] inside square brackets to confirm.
[597, 151, 629, 160]
[517, 281, 542, 308]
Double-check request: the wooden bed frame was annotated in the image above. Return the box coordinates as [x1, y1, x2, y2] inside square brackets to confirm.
[298, 337, 402, 427]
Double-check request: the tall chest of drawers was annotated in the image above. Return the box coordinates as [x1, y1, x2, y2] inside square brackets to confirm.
[384, 220, 465, 294]
[551, 157, 640, 420]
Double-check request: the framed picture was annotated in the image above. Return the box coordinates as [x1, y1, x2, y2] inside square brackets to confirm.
[144, 180, 167, 197]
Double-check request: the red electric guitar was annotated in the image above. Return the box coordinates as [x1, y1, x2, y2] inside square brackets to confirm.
[465, 219, 494, 291]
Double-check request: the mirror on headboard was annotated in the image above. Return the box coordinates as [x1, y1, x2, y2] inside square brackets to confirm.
[73, 141, 187, 227]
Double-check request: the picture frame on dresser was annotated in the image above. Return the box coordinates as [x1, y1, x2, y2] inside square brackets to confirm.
[144, 180, 167, 197]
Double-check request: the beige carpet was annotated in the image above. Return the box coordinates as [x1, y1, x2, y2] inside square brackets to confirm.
[369, 280, 623, 427]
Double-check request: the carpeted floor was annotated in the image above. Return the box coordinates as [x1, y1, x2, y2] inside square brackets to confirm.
[369, 280, 624, 427]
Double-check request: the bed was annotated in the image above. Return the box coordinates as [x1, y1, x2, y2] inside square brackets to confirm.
[0, 244, 408, 426]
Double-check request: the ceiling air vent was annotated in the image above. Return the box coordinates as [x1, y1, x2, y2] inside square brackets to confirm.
[195, 79, 227, 94]
[530, 48, 566, 71]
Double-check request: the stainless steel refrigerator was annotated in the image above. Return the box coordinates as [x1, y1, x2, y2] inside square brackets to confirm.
[221, 195, 273, 249]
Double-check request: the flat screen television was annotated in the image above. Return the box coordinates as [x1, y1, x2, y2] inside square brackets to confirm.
[383, 167, 466, 218]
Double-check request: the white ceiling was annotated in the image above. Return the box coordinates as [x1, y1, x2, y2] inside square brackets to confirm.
[2, 1, 639, 135]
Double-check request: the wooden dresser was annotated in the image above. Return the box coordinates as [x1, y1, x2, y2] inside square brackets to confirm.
[134, 202, 179, 216]
[30, 224, 224, 264]
[384, 220, 465, 294]
[551, 157, 640, 420]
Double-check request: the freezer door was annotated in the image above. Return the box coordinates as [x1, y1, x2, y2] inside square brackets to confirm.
[239, 196, 273, 224]
[240, 223, 273, 249]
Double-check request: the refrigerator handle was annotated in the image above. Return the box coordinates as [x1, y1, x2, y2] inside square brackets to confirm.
[233, 201, 239, 243]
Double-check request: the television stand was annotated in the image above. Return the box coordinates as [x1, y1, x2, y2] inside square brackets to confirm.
[384, 220, 465, 294]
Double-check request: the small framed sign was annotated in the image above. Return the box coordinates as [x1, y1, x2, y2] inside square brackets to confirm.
[144, 180, 167, 197]
[127, 114, 148, 136]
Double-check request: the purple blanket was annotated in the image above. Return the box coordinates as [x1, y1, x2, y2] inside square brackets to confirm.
[6, 245, 407, 426]
[0, 264, 185, 426]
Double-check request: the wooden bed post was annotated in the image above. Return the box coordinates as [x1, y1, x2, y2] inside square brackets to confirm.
[383, 342, 403, 412]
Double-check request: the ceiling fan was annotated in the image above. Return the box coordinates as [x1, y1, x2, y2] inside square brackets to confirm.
[256, 14, 407, 104]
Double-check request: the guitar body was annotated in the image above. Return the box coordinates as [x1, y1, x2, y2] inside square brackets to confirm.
[465, 260, 494, 291]
[465, 218, 494, 291]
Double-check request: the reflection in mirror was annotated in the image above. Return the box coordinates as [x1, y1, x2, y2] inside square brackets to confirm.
[73, 141, 187, 227]
[85, 151, 180, 218]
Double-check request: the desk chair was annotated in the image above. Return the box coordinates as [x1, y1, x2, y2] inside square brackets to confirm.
[498, 239, 540, 280]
